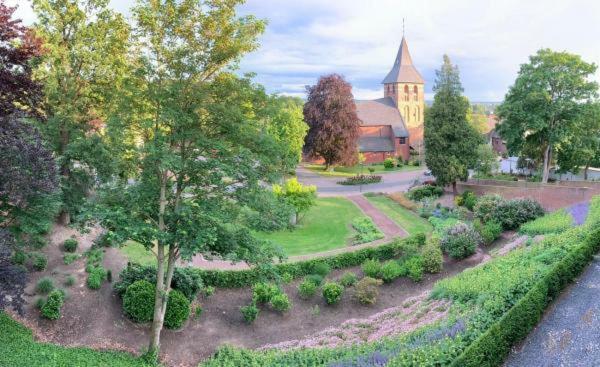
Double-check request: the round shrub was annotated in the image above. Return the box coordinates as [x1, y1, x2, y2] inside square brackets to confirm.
[407, 185, 444, 201]
[12, 250, 26, 265]
[493, 198, 545, 229]
[421, 238, 443, 273]
[86, 267, 107, 290]
[441, 222, 481, 259]
[322, 282, 344, 305]
[32, 253, 47, 271]
[297, 278, 318, 299]
[474, 194, 505, 223]
[36, 277, 55, 294]
[474, 219, 502, 245]
[164, 289, 190, 329]
[123, 280, 155, 323]
[354, 277, 383, 305]
[405, 256, 424, 282]
[240, 303, 259, 324]
[270, 292, 291, 313]
[305, 274, 323, 286]
[383, 157, 395, 169]
[310, 262, 331, 277]
[41, 290, 64, 320]
[63, 238, 78, 253]
[252, 282, 279, 304]
[339, 271, 358, 287]
[380, 260, 403, 283]
[361, 259, 382, 279]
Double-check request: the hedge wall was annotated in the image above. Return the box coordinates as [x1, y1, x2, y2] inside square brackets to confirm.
[450, 225, 600, 367]
[194, 233, 426, 288]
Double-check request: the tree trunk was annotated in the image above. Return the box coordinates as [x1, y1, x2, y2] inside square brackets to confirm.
[59, 128, 71, 225]
[452, 181, 457, 196]
[58, 211, 70, 226]
[584, 164, 589, 180]
[541, 144, 551, 183]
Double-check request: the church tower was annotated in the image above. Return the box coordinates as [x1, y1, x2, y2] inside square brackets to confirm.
[382, 37, 425, 131]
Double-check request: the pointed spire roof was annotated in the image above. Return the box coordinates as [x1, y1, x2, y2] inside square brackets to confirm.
[382, 37, 424, 84]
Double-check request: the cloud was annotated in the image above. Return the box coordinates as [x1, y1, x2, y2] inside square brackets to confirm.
[8, 0, 600, 102]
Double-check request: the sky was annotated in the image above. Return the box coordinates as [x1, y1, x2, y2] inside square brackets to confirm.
[8, 0, 600, 102]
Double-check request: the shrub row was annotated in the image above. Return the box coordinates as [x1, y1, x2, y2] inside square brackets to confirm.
[196, 234, 426, 288]
[406, 185, 444, 201]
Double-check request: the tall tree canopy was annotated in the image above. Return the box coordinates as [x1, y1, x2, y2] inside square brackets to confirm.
[424, 55, 482, 193]
[303, 74, 360, 169]
[91, 0, 294, 359]
[496, 49, 598, 183]
[32, 0, 131, 224]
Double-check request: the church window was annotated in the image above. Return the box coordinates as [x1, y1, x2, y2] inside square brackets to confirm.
[399, 137, 406, 144]
[413, 85, 418, 101]
[404, 85, 409, 101]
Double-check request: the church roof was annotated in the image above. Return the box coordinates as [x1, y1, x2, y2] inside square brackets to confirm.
[382, 37, 424, 84]
[355, 97, 409, 138]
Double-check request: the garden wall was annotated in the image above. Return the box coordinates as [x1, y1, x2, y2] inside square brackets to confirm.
[457, 180, 600, 211]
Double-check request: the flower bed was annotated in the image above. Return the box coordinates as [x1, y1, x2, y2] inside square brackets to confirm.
[337, 175, 382, 185]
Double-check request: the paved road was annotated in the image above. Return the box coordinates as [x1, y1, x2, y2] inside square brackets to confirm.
[296, 166, 427, 196]
[504, 256, 600, 367]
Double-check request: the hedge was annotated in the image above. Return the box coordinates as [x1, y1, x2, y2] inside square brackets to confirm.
[195, 233, 426, 288]
[450, 225, 600, 367]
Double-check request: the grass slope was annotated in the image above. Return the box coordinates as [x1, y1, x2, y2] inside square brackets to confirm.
[0, 312, 147, 367]
[365, 194, 433, 235]
[256, 197, 363, 256]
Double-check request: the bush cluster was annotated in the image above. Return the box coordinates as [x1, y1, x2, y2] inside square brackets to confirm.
[473, 219, 502, 245]
[337, 175, 382, 186]
[86, 266, 107, 290]
[474, 195, 544, 229]
[455, 190, 477, 211]
[252, 282, 279, 304]
[441, 222, 481, 259]
[404, 256, 424, 282]
[297, 278, 318, 299]
[322, 282, 344, 305]
[339, 272, 357, 287]
[40, 290, 65, 320]
[270, 293, 291, 312]
[383, 157, 395, 169]
[240, 303, 259, 324]
[63, 238, 78, 253]
[380, 260, 404, 283]
[361, 259, 382, 278]
[351, 217, 384, 244]
[354, 277, 383, 305]
[406, 185, 443, 201]
[309, 262, 331, 277]
[36, 277, 55, 294]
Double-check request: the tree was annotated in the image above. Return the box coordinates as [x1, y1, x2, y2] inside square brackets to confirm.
[556, 102, 600, 179]
[273, 178, 316, 225]
[32, 0, 131, 224]
[303, 74, 361, 170]
[424, 55, 482, 194]
[496, 49, 598, 183]
[474, 144, 499, 177]
[466, 102, 490, 134]
[92, 0, 282, 360]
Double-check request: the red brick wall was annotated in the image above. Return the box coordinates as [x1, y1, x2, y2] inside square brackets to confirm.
[359, 125, 393, 137]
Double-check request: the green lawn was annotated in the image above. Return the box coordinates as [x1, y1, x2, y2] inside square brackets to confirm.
[119, 241, 157, 266]
[365, 195, 433, 235]
[256, 197, 364, 256]
[304, 163, 422, 177]
[0, 312, 147, 367]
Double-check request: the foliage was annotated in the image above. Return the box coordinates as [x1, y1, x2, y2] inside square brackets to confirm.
[380, 260, 403, 283]
[31, 252, 47, 271]
[87, 266, 107, 290]
[406, 185, 444, 201]
[424, 55, 483, 190]
[270, 292, 292, 313]
[456, 191, 477, 211]
[496, 49, 598, 183]
[440, 222, 480, 259]
[322, 282, 344, 305]
[123, 280, 155, 323]
[428, 217, 461, 235]
[164, 290, 190, 329]
[240, 303, 259, 324]
[305, 274, 324, 287]
[405, 256, 424, 282]
[493, 198, 545, 230]
[63, 253, 79, 265]
[361, 259, 382, 279]
[351, 217, 385, 244]
[252, 282, 280, 305]
[339, 272, 358, 287]
[365, 195, 433, 236]
[473, 194, 505, 223]
[337, 175, 382, 185]
[40, 289, 64, 320]
[63, 239, 78, 253]
[304, 74, 361, 168]
[387, 193, 417, 210]
[354, 277, 383, 305]
[473, 219, 502, 245]
[36, 277, 54, 294]
[297, 278, 318, 299]
[64, 275, 76, 287]
[421, 238, 443, 273]
[0, 230, 29, 313]
[310, 262, 331, 277]
[519, 209, 573, 235]
[383, 158, 395, 169]
[273, 178, 316, 219]
[473, 144, 499, 177]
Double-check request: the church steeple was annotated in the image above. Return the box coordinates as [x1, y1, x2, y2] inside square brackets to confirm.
[382, 37, 424, 84]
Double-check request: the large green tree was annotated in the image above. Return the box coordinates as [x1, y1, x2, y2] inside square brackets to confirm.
[93, 0, 292, 360]
[424, 55, 482, 194]
[496, 49, 598, 183]
[32, 0, 131, 224]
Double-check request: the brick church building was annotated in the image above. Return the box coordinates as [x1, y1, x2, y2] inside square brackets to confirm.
[355, 36, 425, 163]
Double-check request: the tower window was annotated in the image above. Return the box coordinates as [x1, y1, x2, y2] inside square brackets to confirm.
[404, 85, 409, 101]
[413, 85, 418, 101]
[399, 137, 406, 144]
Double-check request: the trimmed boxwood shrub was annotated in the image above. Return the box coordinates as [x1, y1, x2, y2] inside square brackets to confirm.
[123, 280, 155, 323]
[270, 293, 291, 313]
[41, 290, 64, 320]
[240, 303, 259, 324]
[63, 238, 78, 253]
[322, 282, 344, 305]
[164, 290, 190, 329]
[297, 278, 318, 299]
[354, 277, 383, 305]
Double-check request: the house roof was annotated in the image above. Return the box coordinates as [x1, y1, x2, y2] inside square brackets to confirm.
[355, 97, 409, 138]
[358, 137, 395, 152]
[382, 37, 424, 84]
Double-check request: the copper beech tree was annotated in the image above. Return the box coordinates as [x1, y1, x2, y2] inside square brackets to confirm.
[303, 74, 361, 170]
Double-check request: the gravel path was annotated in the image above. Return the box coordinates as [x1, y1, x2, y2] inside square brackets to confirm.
[504, 255, 600, 367]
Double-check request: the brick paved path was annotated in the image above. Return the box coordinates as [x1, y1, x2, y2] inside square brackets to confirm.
[347, 194, 408, 238]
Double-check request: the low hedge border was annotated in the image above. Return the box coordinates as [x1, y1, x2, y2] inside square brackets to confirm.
[194, 233, 426, 288]
[450, 225, 600, 367]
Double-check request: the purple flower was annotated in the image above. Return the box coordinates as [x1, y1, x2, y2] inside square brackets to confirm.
[567, 201, 590, 225]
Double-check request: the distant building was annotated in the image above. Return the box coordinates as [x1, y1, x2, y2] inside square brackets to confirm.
[484, 115, 507, 155]
[354, 37, 424, 163]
